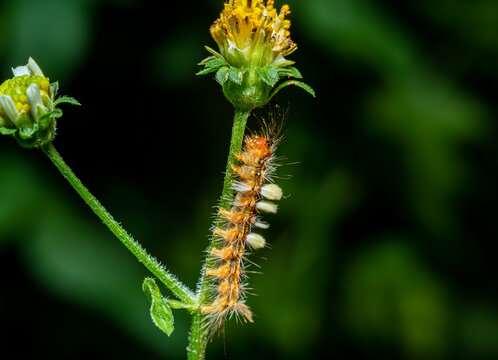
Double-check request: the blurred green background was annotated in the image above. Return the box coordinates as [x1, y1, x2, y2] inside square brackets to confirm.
[1, 0, 497, 358]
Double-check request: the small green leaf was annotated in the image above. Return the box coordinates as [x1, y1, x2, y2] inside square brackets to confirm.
[0, 127, 17, 135]
[228, 67, 244, 84]
[53, 97, 81, 107]
[277, 66, 302, 79]
[216, 67, 230, 85]
[269, 80, 316, 101]
[257, 66, 280, 86]
[167, 299, 197, 311]
[142, 278, 175, 336]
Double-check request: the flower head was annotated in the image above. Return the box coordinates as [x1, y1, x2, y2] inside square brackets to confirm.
[210, 0, 296, 68]
[0, 58, 79, 148]
[198, 1, 314, 110]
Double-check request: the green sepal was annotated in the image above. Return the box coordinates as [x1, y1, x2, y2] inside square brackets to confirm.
[257, 66, 280, 86]
[0, 127, 17, 135]
[196, 58, 228, 76]
[53, 96, 81, 107]
[272, 54, 296, 67]
[51, 108, 63, 119]
[16, 113, 36, 139]
[269, 80, 316, 101]
[228, 67, 245, 84]
[142, 278, 175, 336]
[277, 66, 302, 79]
[216, 66, 230, 85]
[41, 93, 52, 109]
[51, 81, 59, 99]
[18, 124, 37, 140]
[38, 111, 58, 130]
[198, 55, 217, 66]
[204, 45, 223, 59]
[0, 115, 8, 128]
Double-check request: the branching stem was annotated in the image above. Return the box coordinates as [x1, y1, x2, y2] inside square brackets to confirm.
[41, 142, 196, 305]
[41, 105, 250, 360]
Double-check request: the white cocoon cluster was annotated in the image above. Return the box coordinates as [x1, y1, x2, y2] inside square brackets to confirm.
[261, 184, 283, 200]
[256, 201, 278, 214]
[254, 220, 269, 229]
[246, 233, 266, 249]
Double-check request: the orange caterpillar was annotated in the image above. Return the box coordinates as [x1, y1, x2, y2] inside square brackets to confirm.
[201, 125, 283, 330]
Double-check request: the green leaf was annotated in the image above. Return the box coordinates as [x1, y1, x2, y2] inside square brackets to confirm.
[277, 66, 302, 79]
[269, 80, 316, 101]
[216, 67, 230, 85]
[228, 67, 244, 84]
[258, 66, 280, 86]
[53, 97, 81, 107]
[142, 278, 175, 336]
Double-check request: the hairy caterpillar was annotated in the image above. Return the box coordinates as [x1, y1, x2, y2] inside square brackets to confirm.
[201, 120, 283, 331]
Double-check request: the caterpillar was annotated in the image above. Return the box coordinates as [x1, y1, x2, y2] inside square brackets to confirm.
[201, 120, 283, 332]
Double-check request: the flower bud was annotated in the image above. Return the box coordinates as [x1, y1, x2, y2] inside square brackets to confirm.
[0, 58, 80, 148]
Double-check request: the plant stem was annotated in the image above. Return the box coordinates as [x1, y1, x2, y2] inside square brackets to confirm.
[41, 142, 196, 305]
[187, 312, 205, 360]
[187, 108, 251, 360]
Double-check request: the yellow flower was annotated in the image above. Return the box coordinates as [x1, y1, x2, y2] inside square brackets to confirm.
[198, 1, 314, 110]
[210, 0, 296, 68]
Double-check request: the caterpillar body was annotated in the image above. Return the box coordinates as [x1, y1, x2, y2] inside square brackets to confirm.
[202, 124, 283, 331]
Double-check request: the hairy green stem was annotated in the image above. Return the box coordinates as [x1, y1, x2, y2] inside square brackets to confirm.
[187, 312, 205, 360]
[41, 142, 195, 305]
[187, 108, 251, 360]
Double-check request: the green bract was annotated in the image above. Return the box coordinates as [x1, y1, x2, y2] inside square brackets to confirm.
[0, 58, 80, 148]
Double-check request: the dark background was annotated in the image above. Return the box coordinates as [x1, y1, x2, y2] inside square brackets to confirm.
[1, 0, 497, 359]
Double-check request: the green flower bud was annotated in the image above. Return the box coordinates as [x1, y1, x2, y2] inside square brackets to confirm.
[0, 58, 80, 148]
